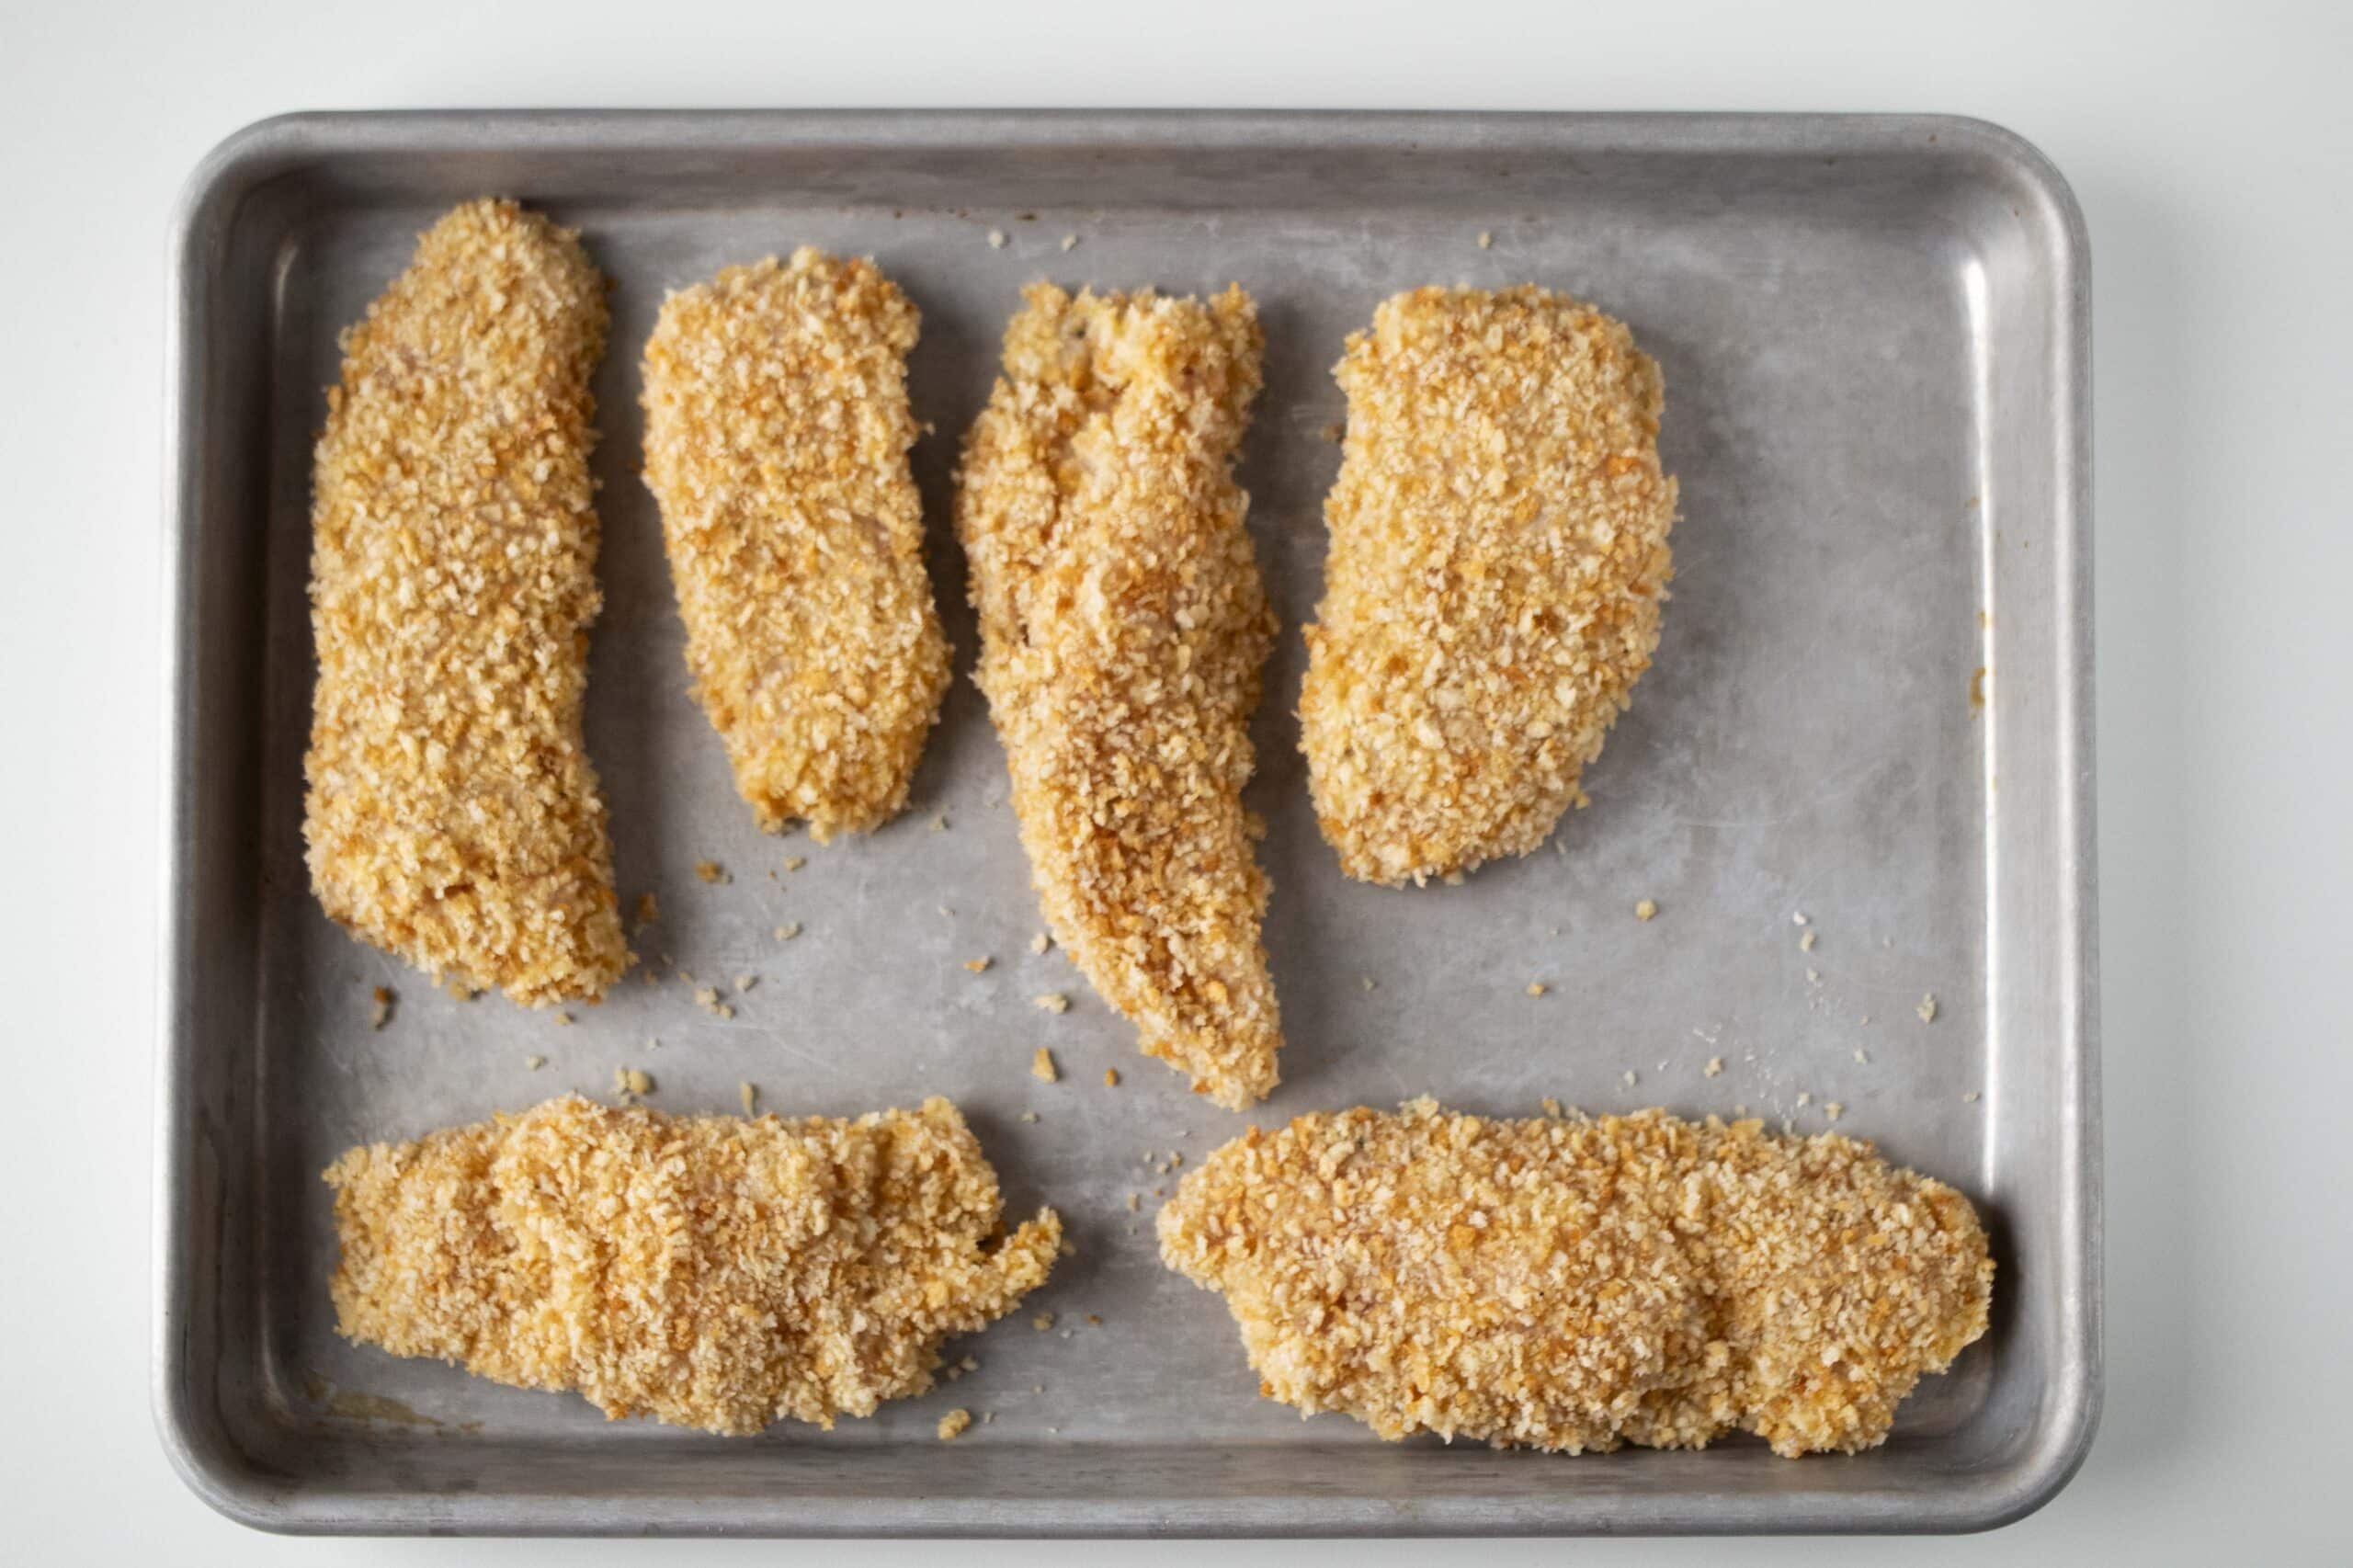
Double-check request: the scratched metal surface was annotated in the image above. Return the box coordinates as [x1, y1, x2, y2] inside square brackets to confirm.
[156, 111, 2097, 1535]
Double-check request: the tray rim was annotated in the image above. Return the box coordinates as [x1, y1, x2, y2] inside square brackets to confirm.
[153, 107, 2099, 1538]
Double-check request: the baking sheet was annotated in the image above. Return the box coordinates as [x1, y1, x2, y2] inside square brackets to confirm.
[156, 110, 2097, 1535]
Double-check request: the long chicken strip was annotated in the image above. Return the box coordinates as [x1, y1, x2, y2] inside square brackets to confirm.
[325, 1094, 1062, 1436]
[304, 199, 628, 1006]
[641, 250, 949, 838]
[1301, 286, 1677, 885]
[1161, 1100, 1991, 1458]
[956, 282, 1281, 1109]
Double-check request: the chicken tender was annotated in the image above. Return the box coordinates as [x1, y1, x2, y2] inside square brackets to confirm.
[324, 1094, 1062, 1436]
[1159, 1100, 1991, 1457]
[956, 282, 1281, 1109]
[304, 199, 627, 1006]
[641, 250, 949, 838]
[1301, 287, 1677, 885]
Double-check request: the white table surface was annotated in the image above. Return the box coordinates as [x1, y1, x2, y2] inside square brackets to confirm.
[4, 0, 2347, 1560]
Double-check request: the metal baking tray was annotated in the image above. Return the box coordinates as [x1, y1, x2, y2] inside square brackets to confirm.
[156, 110, 2097, 1536]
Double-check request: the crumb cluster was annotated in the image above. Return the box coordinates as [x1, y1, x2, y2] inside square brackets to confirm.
[641, 249, 949, 840]
[956, 281, 1283, 1108]
[303, 199, 629, 1005]
[324, 1094, 1061, 1436]
[1301, 286, 1678, 885]
[1159, 1099, 1990, 1458]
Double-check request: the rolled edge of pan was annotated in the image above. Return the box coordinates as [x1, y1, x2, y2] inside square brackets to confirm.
[303, 197, 628, 1006]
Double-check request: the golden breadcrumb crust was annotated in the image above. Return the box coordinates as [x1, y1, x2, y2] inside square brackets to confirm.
[956, 282, 1282, 1109]
[1159, 1100, 1990, 1457]
[1301, 286, 1678, 885]
[641, 250, 950, 838]
[324, 1094, 1061, 1436]
[303, 199, 629, 1006]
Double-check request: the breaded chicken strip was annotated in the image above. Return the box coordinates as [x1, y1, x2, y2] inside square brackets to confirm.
[1160, 1100, 1991, 1457]
[956, 283, 1281, 1109]
[1301, 287, 1677, 885]
[304, 199, 628, 1006]
[641, 251, 949, 838]
[325, 1094, 1062, 1436]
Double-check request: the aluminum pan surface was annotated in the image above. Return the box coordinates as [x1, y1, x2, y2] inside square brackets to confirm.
[156, 110, 2097, 1536]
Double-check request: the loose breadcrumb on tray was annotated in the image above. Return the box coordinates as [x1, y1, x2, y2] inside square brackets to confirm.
[323, 1095, 1061, 1437]
[956, 281, 1283, 1110]
[302, 199, 629, 1007]
[1299, 286, 1677, 887]
[1157, 1100, 1990, 1458]
[641, 250, 950, 841]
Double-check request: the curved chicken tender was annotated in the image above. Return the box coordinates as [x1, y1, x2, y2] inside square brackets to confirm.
[304, 199, 627, 1006]
[325, 1094, 1062, 1436]
[642, 250, 950, 838]
[1159, 1100, 1991, 1457]
[1301, 286, 1677, 885]
[956, 282, 1282, 1109]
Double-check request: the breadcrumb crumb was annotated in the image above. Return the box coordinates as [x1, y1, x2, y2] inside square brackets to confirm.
[1635, 899, 1659, 921]
[1029, 931, 1052, 955]
[1032, 1047, 1059, 1084]
[938, 1407, 972, 1439]
[966, 957, 993, 974]
[1704, 1056, 1723, 1077]
[695, 860, 727, 885]
[1033, 993, 1070, 1015]
[740, 1081, 757, 1115]
[783, 856, 806, 872]
[1526, 982, 1549, 997]
[525, 1054, 546, 1072]
[633, 892, 660, 928]
[775, 923, 802, 941]
[614, 1065, 653, 1096]
[957, 281, 1281, 1108]
[324, 1095, 1059, 1436]
[1300, 287, 1677, 884]
[1158, 1100, 1991, 1457]
[642, 252, 949, 840]
[304, 199, 626, 1007]
[369, 986, 393, 1031]
[1800, 929, 1817, 952]
[1917, 994, 1938, 1024]
[1103, 1068, 1120, 1087]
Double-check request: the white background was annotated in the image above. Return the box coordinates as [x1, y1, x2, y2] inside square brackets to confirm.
[3, 0, 2347, 1561]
